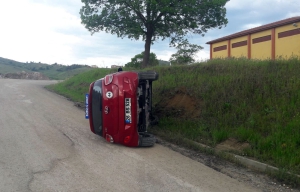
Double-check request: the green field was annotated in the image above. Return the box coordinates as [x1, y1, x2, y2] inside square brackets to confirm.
[47, 58, 300, 186]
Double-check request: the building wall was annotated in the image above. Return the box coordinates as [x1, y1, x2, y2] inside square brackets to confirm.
[209, 22, 300, 60]
[231, 36, 248, 58]
[276, 25, 300, 58]
[212, 41, 228, 58]
[111, 65, 122, 68]
[251, 30, 272, 60]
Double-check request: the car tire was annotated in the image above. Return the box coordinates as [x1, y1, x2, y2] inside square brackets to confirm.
[138, 71, 159, 81]
[139, 132, 156, 147]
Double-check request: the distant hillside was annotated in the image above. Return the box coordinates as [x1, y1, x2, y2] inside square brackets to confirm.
[0, 57, 93, 80]
[158, 59, 170, 66]
[4, 71, 50, 80]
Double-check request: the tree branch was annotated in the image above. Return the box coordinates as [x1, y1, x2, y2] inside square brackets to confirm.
[122, 1, 147, 25]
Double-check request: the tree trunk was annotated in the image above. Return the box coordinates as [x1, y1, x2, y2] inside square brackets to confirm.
[143, 34, 152, 68]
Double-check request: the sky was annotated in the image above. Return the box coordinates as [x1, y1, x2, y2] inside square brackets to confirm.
[0, 0, 299, 68]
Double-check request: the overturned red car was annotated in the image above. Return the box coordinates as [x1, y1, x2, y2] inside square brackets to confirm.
[87, 71, 158, 147]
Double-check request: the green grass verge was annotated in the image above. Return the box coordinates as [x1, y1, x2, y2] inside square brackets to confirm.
[46, 68, 115, 100]
[47, 58, 300, 184]
[151, 58, 300, 175]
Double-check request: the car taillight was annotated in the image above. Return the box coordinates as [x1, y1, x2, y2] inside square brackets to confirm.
[124, 136, 131, 144]
[106, 134, 114, 143]
[104, 74, 113, 85]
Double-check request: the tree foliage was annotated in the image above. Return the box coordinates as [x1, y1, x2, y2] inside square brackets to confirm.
[80, 0, 229, 67]
[169, 40, 203, 65]
[125, 52, 159, 68]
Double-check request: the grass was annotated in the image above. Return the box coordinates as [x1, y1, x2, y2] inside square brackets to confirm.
[46, 68, 115, 101]
[152, 58, 300, 174]
[47, 57, 300, 184]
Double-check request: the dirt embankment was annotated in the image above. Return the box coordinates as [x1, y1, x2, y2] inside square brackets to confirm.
[3, 71, 49, 80]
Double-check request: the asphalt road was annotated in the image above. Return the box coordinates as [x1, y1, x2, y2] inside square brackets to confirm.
[0, 79, 259, 192]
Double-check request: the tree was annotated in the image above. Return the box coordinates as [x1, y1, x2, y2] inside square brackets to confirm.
[125, 52, 159, 68]
[169, 40, 202, 65]
[80, 0, 229, 67]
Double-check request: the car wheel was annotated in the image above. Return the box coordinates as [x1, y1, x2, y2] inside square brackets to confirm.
[139, 132, 156, 147]
[138, 71, 159, 81]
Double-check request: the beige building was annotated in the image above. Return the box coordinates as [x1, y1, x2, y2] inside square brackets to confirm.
[111, 65, 122, 69]
[206, 16, 300, 60]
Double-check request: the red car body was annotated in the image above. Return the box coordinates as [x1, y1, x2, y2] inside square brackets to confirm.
[88, 71, 158, 147]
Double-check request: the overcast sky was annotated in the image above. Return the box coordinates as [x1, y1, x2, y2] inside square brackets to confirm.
[0, 0, 299, 67]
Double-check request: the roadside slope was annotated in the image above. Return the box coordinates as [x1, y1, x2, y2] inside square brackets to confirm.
[0, 79, 261, 192]
[47, 58, 300, 186]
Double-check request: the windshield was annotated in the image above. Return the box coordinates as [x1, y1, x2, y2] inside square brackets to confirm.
[91, 79, 103, 136]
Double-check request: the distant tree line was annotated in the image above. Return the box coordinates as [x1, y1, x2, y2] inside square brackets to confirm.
[124, 40, 202, 68]
[125, 52, 159, 68]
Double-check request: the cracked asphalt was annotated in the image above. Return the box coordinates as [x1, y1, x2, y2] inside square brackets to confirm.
[0, 79, 261, 192]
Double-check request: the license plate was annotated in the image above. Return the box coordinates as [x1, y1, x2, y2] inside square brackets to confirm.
[125, 98, 131, 124]
[85, 93, 89, 119]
